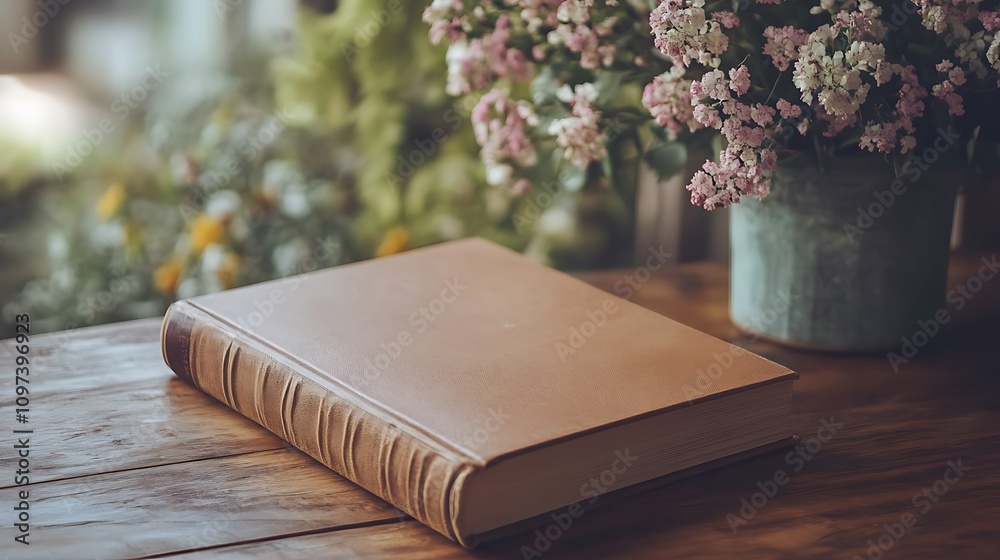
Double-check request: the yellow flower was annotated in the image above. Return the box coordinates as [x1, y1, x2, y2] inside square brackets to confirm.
[153, 260, 183, 296]
[96, 182, 126, 219]
[217, 252, 241, 289]
[190, 215, 225, 255]
[376, 226, 410, 257]
[123, 221, 143, 253]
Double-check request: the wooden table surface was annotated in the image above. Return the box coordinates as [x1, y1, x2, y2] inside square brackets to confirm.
[2, 257, 999, 559]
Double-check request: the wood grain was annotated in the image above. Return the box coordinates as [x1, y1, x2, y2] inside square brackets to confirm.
[2, 253, 998, 559]
[0, 449, 402, 560]
[0, 321, 285, 485]
[158, 399, 1000, 559]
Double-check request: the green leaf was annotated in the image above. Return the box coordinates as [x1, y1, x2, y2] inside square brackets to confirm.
[594, 71, 624, 106]
[559, 163, 588, 192]
[967, 125, 980, 165]
[531, 66, 560, 105]
[643, 141, 688, 180]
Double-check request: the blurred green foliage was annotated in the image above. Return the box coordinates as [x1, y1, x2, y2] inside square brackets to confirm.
[1, 1, 632, 335]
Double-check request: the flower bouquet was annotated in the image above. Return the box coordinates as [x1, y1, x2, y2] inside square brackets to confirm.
[424, 0, 1000, 350]
[424, 0, 999, 206]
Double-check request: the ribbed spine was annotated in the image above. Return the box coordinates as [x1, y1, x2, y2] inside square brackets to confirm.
[162, 302, 476, 546]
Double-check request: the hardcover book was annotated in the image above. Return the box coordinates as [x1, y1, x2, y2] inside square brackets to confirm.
[161, 237, 797, 547]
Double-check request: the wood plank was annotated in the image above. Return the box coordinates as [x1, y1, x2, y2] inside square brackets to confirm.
[1, 319, 175, 390]
[159, 522, 467, 560]
[159, 399, 1000, 559]
[0, 320, 286, 484]
[0, 449, 402, 560]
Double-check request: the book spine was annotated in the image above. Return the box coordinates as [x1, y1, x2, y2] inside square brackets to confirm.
[161, 302, 476, 546]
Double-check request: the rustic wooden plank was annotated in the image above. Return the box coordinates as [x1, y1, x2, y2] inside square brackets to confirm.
[1, 319, 173, 390]
[0, 319, 285, 485]
[0, 448, 402, 560]
[158, 522, 467, 560]
[159, 398, 1000, 559]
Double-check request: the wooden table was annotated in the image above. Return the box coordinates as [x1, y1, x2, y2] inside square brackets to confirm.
[3, 257, 999, 559]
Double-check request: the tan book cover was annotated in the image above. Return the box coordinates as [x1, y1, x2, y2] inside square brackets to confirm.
[161, 237, 797, 546]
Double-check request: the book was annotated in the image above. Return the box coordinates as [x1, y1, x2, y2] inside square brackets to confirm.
[161, 237, 797, 547]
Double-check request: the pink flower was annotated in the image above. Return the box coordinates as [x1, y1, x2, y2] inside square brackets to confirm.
[857, 63, 927, 153]
[471, 88, 539, 186]
[444, 15, 533, 95]
[643, 66, 701, 139]
[860, 122, 902, 154]
[511, 178, 532, 197]
[686, 145, 777, 210]
[776, 99, 802, 119]
[933, 60, 966, 116]
[546, 2, 618, 69]
[713, 11, 740, 29]
[692, 104, 722, 129]
[548, 84, 607, 167]
[691, 69, 731, 102]
[835, 7, 887, 42]
[762, 26, 807, 72]
[750, 103, 776, 127]
[729, 65, 751, 96]
[650, 0, 730, 68]
[816, 107, 857, 138]
[981, 11, 1000, 32]
[423, 0, 465, 45]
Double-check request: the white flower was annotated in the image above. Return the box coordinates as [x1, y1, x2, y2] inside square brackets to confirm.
[281, 188, 310, 218]
[548, 83, 606, 166]
[206, 190, 241, 218]
[486, 162, 514, 186]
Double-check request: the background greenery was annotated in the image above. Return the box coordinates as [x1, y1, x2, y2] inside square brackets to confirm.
[0, 1, 635, 334]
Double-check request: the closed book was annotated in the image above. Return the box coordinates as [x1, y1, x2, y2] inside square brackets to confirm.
[161, 237, 797, 547]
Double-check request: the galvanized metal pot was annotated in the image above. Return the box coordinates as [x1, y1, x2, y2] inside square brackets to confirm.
[729, 155, 957, 352]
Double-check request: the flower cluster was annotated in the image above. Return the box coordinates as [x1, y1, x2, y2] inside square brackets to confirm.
[471, 88, 539, 186]
[548, 84, 608, 166]
[642, 65, 698, 140]
[425, 0, 1000, 209]
[423, 0, 657, 192]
